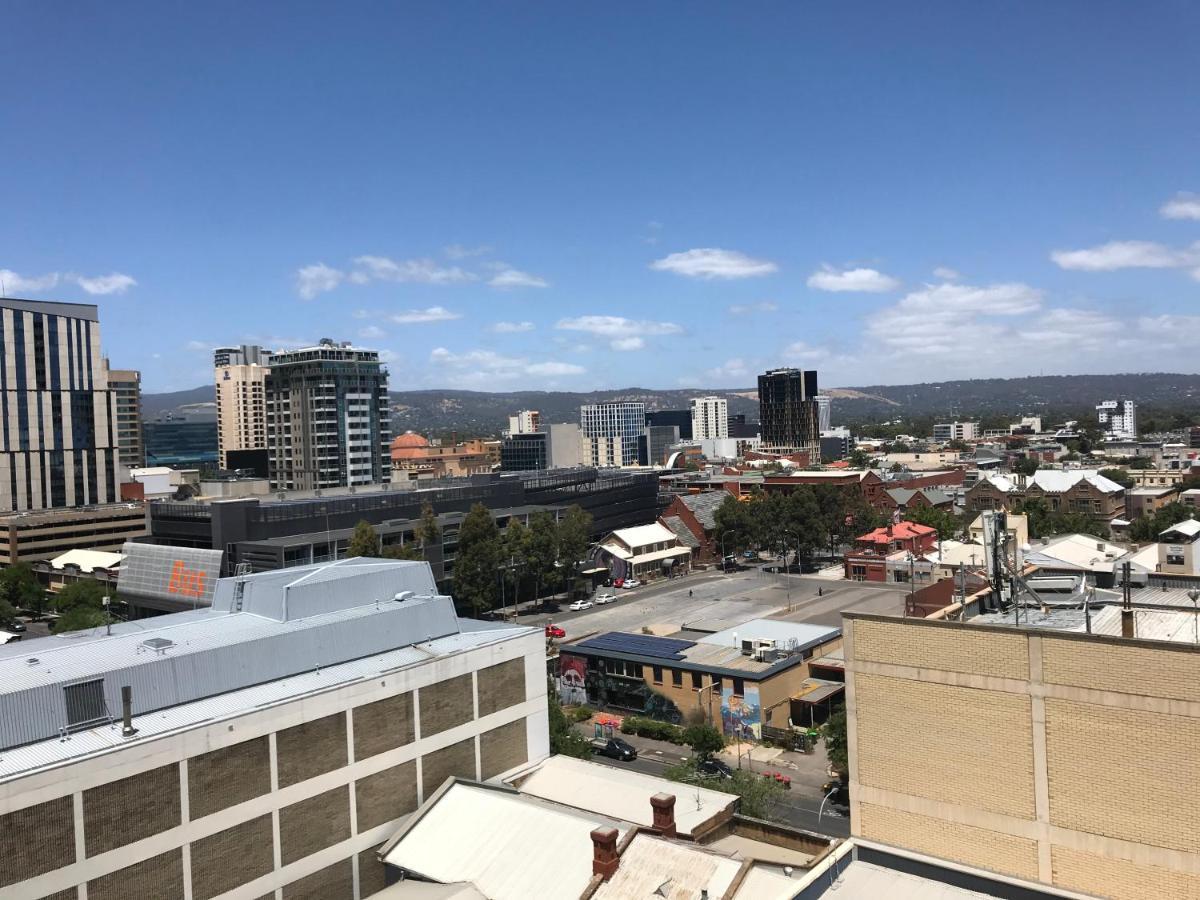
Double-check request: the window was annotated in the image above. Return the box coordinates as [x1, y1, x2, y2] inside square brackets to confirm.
[732, 677, 745, 697]
[63, 679, 109, 730]
[672, 669, 683, 688]
[1167, 554, 1185, 566]
[711, 675, 723, 692]
[652, 665, 663, 684]
[691, 671, 702, 690]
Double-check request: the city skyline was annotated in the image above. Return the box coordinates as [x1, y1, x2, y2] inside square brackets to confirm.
[3, 4, 1199, 394]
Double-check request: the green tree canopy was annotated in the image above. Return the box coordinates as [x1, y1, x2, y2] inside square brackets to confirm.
[381, 543, 424, 561]
[526, 510, 561, 599]
[548, 686, 593, 759]
[52, 580, 111, 634]
[346, 520, 381, 558]
[1013, 457, 1040, 476]
[1098, 467, 1133, 489]
[1130, 501, 1196, 543]
[418, 501, 442, 547]
[823, 706, 848, 775]
[682, 724, 725, 760]
[453, 503, 503, 615]
[905, 504, 962, 541]
[556, 505, 592, 584]
[0, 562, 46, 615]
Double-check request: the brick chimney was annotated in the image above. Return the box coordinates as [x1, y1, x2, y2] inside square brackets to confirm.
[591, 826, 620, 880]
[651, 792, 677, 838]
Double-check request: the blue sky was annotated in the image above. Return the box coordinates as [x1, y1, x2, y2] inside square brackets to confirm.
[3, 3, 1199, 393]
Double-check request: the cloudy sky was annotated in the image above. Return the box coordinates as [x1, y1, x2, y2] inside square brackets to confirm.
[3, 3, 1198, 392]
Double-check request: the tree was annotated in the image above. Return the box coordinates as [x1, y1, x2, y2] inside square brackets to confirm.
[1130, 501, 1196, 543]
[453, 503, 503, 615]
[905, 504, 962, 541]
[503, 518, 531, 608]
[381, 543, 424, 561]
[548, 685, 593, 759]
[682, 724, 725, 760]
[1098, 467, 1133, 489]
[847, 447, 873, 469]
[556, 505, 592, 585]
[1013, 457, 1039, 476]
[664, 761, 784, 821]
[0, 562, 46, 615]
[346, 519, 381, 558]
[526, 510, 561, 602]
[418, 501, 442, 548]
[824, 707, 848, 776]
[714, 495, 756, 557]
[1127, 455, 1153, 470]
[52, 580, 111, 634]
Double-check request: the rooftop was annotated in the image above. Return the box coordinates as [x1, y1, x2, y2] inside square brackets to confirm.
[46, 548, 125, 572]
[856, 521, 937, 544]
[1028, 469, 1125, 494]
[675, 490, 727, 530]
[1023, 533, 1130, 573]
[607, 522, 678, 548]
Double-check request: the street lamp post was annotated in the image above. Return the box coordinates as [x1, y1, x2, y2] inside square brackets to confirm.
[1189, 589, 1200, 645]
[719, 532, 741, 573]
[817, 785, 839, 827]
[783, 530, 803, 612]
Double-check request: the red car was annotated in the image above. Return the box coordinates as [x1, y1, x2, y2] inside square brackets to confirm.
[544, 623, 566, 639]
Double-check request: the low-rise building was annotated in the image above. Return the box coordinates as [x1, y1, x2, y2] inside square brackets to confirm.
[932, 421, 979, 443]
[596, 522, 691, 582]
[560, 619, 843, 736]
[0, 503, 148, 566]
[1128, 485, 1177, 518]
[1158, 519, 1200, 576]
[0, 557, 546, 900]
[877, 486, 953, 515]
[965, 470, 1126, 522]
[658, 491, 726, 563]
[391, 431, 495, 481]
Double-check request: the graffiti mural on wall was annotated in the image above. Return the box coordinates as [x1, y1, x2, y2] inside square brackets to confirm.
[558, 654, 588, 706]
[582, 668, 683, 724]
[721, 684, 762, 740]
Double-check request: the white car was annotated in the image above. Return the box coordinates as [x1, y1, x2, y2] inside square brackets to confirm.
[594, 592, 617, 605]
[568, 599, 594, 612]
[621, 579, 641, 589]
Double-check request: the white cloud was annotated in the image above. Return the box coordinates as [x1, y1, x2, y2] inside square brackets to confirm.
[388, 306, 461, 324]
[650, 248, 778, 280]
[185, 340, 211, 352]
[1161, 193, 1200, 221]
[429, 346, 584, 386]
[0, 269, 60, 294]
[490, 321, 535, 333]
[806, 265, 900, 293]
[783, 341, 831, 363]
[296, 262, 344, 299]
[706, 358, 750, 382]
[73, 272, 137, 295]
[353, 255, 475, 284]
[728, 301, 778, 315]
[1016, 308, 1122, 347]
[444, 244, 492, 259]
[358, 324, 386, 340]
[1050, 240, 1200, 271]
[642, 221, 664, 245]
[488, 267, 549, 289]
[933, 266, 960, 280]
[556, 315, 682, 351]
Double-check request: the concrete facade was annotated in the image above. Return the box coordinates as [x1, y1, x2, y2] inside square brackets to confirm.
[844, 613, 1200, 900]
[0, 630, 547, 900]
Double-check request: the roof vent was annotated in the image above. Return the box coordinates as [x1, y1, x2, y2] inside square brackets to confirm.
[26, 657, 39, 667]
[393, 591, 416, 603]
[142, 637, 175, 654]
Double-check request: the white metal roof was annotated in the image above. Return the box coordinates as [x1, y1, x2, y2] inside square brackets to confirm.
[979, 474, 1018, 492]
[696, 618, 840, 650]
[1029, 469, 1124, 494]
[515, 755, 734, 837]
[592, 834, 742, 900]
[48, 549, 125, 572]
[1025, 534, 1130, 572]
[608, 522, 679, 548]
[383, 782, 624, 900]
[1161, 519, 1200, 539]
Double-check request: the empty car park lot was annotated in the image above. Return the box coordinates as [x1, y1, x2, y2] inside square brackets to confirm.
[538, 568, 907, 637]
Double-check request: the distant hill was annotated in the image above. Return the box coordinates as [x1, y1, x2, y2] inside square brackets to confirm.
[142, 372, 1200, 436]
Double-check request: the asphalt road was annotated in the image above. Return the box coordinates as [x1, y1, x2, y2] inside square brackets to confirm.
[586, 745, 851, 838]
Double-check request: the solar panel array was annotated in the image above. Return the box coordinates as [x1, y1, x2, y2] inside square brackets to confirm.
[576, 632, 695, 660]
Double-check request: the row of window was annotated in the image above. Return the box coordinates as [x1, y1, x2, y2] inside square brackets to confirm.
[598, 657, 747, 697]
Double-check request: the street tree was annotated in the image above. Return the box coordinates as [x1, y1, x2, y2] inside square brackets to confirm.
[526, 510, 560, 602]
[823, 706, 848, 776]
[381, 543, 424, 561]
[682, 724, 725, 760]
[503, 518, 531, 608]
[418, 501, 442, 548]
[346, 520, 381, 558]
[453, 503, 503, 615]
[0, 562, 46, 615]
[556, 505, 592, 585]
[905, 505, 962, 541]
[52, 580, 112, 634]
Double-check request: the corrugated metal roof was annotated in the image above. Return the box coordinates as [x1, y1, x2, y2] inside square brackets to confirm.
[608, 522, 678, 548]
[592, 835, 742, 900]
[696, 618, 840, 650]
[0, 558, 485, 753]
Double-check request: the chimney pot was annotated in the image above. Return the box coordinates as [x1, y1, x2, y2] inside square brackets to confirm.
[121, 685, 138, 737]
[650, 792, 677, 838]
[590, 826, 620, 880]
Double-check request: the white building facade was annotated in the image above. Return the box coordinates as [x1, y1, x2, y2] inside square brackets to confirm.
[689, 396, 728, 442]
[580, 401, 645, 467]
[1097, 399, 1138, 441]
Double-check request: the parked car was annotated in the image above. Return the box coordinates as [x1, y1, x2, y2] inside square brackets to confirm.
[594, 592, 617, 605]
[2, 620, 26, 633]
[612, 578, 624, 588]
[621, 579, 641, 589]
[822, 779, 850, 807]
[544, 623, 566, 639]
[568, 599, 594, 612]
[697, 757, 734, 779]
[742, 550, 757, 559]
[591, 737, 638, 761]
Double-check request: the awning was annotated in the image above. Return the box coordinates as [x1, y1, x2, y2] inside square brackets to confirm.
[626, 546, 692, 566]
[792, 678, 845, 705]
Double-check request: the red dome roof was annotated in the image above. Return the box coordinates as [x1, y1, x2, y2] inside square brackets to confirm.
[391, 431, 430, 450]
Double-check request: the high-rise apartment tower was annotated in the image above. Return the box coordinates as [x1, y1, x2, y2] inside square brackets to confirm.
[580, 401, 645, 467]
[757, 368, 821, 460]
[214, 344, 272, 470]
[104, 362, 144, 470]
[689, 396, 729, 442]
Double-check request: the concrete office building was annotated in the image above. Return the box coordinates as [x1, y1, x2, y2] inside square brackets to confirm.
[104, 363, 144, 470]
[757, 368, 821, 459]
[0, 557, 547, 900]
[0, 503, 148, 566]
[143, 410, 219, 471]
[645, 409, 692, 441]
[499, 423, 582, 472]
[214, 343, 272, 471]
[0, 298, 120, 511]
[844, 612, 1200, 899]
[640, 424, 679, 466]
[689, 396, 728, 442]
[265, 339, 391, 491]
[580, 401, 645, 467]
[932, 421, 980, 443]
[1097, 399, 1138, 441]
[507, 409, 540, 435]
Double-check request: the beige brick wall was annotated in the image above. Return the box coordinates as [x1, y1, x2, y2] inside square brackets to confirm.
[1052, 845, 1200, 900]
[477, 658, 526, 717]
[38, 890, 78, 900]
[83, 764, 181, 856]
[0, 795, 75, 888]
[419, 673, 474, 737]
[422, 737, 478, 797]
[276, 713, 348, 787]
[859, 803, 1039, 882]
[1043, 638, 1200, 703]
[87, 849, 185, 900]
[852, 618, 1028, 679]
[357, 846, 388, 897]
[480, 719, 528, 780]
[279, 785, 352, 866]
[855, 673, 1035, 818]
[1046, 698, 1200, 853]
[190, 814, 275, 900]
[355, 761, 418, 832]
[281, 858, 353, 900]
[188, 735, 272, 819]
[353, 691, 415, 760]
